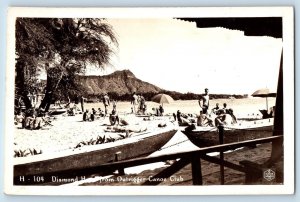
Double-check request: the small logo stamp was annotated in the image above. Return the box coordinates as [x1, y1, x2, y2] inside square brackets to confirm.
[263, 169, 276, 181]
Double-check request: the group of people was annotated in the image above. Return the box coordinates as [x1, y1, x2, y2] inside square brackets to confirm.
[16, 88, 239, 129]
[176, 88, 238, 127]
[131, 92, 147, 115]
[152, 105, 164, 116]
[82, 108, 106, 122]
[76, 93, 112, 116]
[14, 107, 51, 130]
[75, 92, 118, 123]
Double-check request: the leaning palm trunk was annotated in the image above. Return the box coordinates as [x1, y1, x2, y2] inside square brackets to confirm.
[15, 60, 32, 110]
[39, 66, 64, 112]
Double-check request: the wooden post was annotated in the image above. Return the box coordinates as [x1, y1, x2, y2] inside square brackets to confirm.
[218, 125, 225, 185]
[270, 52, 283, 163]
[191, 155, 203, 185]
[115, 152, 125, 175]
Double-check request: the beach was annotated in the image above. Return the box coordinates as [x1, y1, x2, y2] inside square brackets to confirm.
[13, 98, 281, 186]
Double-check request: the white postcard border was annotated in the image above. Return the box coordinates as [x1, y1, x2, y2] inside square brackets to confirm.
[4, 7, 294, 195]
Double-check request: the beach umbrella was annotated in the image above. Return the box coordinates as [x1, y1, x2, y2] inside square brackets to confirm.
[252, 88, 276, 110]
[151, 93, 174, 106]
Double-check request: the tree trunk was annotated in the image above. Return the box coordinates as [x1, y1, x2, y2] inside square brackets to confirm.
[39, 71, 64, 112]
[15, 60, 32, 110]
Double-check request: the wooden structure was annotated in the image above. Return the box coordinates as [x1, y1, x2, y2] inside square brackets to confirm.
[63, 135, 282, 185]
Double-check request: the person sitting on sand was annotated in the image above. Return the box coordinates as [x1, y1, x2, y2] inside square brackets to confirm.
[228, 108, 238, 124]
[269, 106, 275, 117]
[260, 106, 276, 119]
[152, 107, 160, 116]
[23, 108, 35, 129]
[215, 109, 237, 127]
[91, 108, 96, 115]
[32, 109, 46, 129]
[86, 108, 96, 121]
[67, 106, 75, 116]
[98, 108, 104, 117]
[23, 108, 49, 130]
[83, 109, 91, 121]
[211, 103, 220, 114]
[109, 108, 120, 125]
[177, 110, 193, 126]
[14, 110, 25, 127]
[104, 125, 147, 133]
[197, 109, 214, 127]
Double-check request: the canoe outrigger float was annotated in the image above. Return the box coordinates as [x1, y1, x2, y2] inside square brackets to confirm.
[181, 118, 274, 148]
[14, 123, 177, 185]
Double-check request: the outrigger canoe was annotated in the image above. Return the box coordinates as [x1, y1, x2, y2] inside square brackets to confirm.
[48, 108, 67, 116]
[181, 118, 274, 148]
[14, 124, 177, 185]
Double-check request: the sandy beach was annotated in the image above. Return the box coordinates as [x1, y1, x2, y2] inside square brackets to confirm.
[13, 98, 275, 155]
[13, 112, 174, 154]
[13, 98, 282, 186]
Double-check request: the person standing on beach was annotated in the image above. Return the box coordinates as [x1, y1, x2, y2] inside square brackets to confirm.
[80, 95, 87, 112]
[223, 103, 230, 114]
[198, 88, 210, 114]
[102, 93, 110, 116]
[139, 94, 146, 114]
[112, 99, 117, 111]
[131, 92, 138, 114]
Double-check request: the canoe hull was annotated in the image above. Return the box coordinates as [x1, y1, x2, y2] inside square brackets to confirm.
[49, 109, 66, 115]
[182, 124, 273, 148]
[14, 128, 177, 185]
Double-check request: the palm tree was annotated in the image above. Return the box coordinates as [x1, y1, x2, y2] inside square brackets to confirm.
[15, 18, 118, 111]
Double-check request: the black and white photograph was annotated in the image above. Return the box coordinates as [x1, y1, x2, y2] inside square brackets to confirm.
[4, 7, 294, 195]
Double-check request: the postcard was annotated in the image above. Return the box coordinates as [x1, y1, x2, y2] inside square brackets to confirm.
[4, 7, 294, 195]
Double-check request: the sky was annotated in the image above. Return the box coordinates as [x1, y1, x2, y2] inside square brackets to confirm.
[85, 18, 283, 95]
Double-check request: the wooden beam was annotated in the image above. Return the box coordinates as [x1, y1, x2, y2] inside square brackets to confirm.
[142, 158, 190, 185]
[201, 155, 246, 173]
[191, 156, 203, 185]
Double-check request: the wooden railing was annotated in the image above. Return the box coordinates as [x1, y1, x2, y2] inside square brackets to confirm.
[88, 135, 283, 185]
